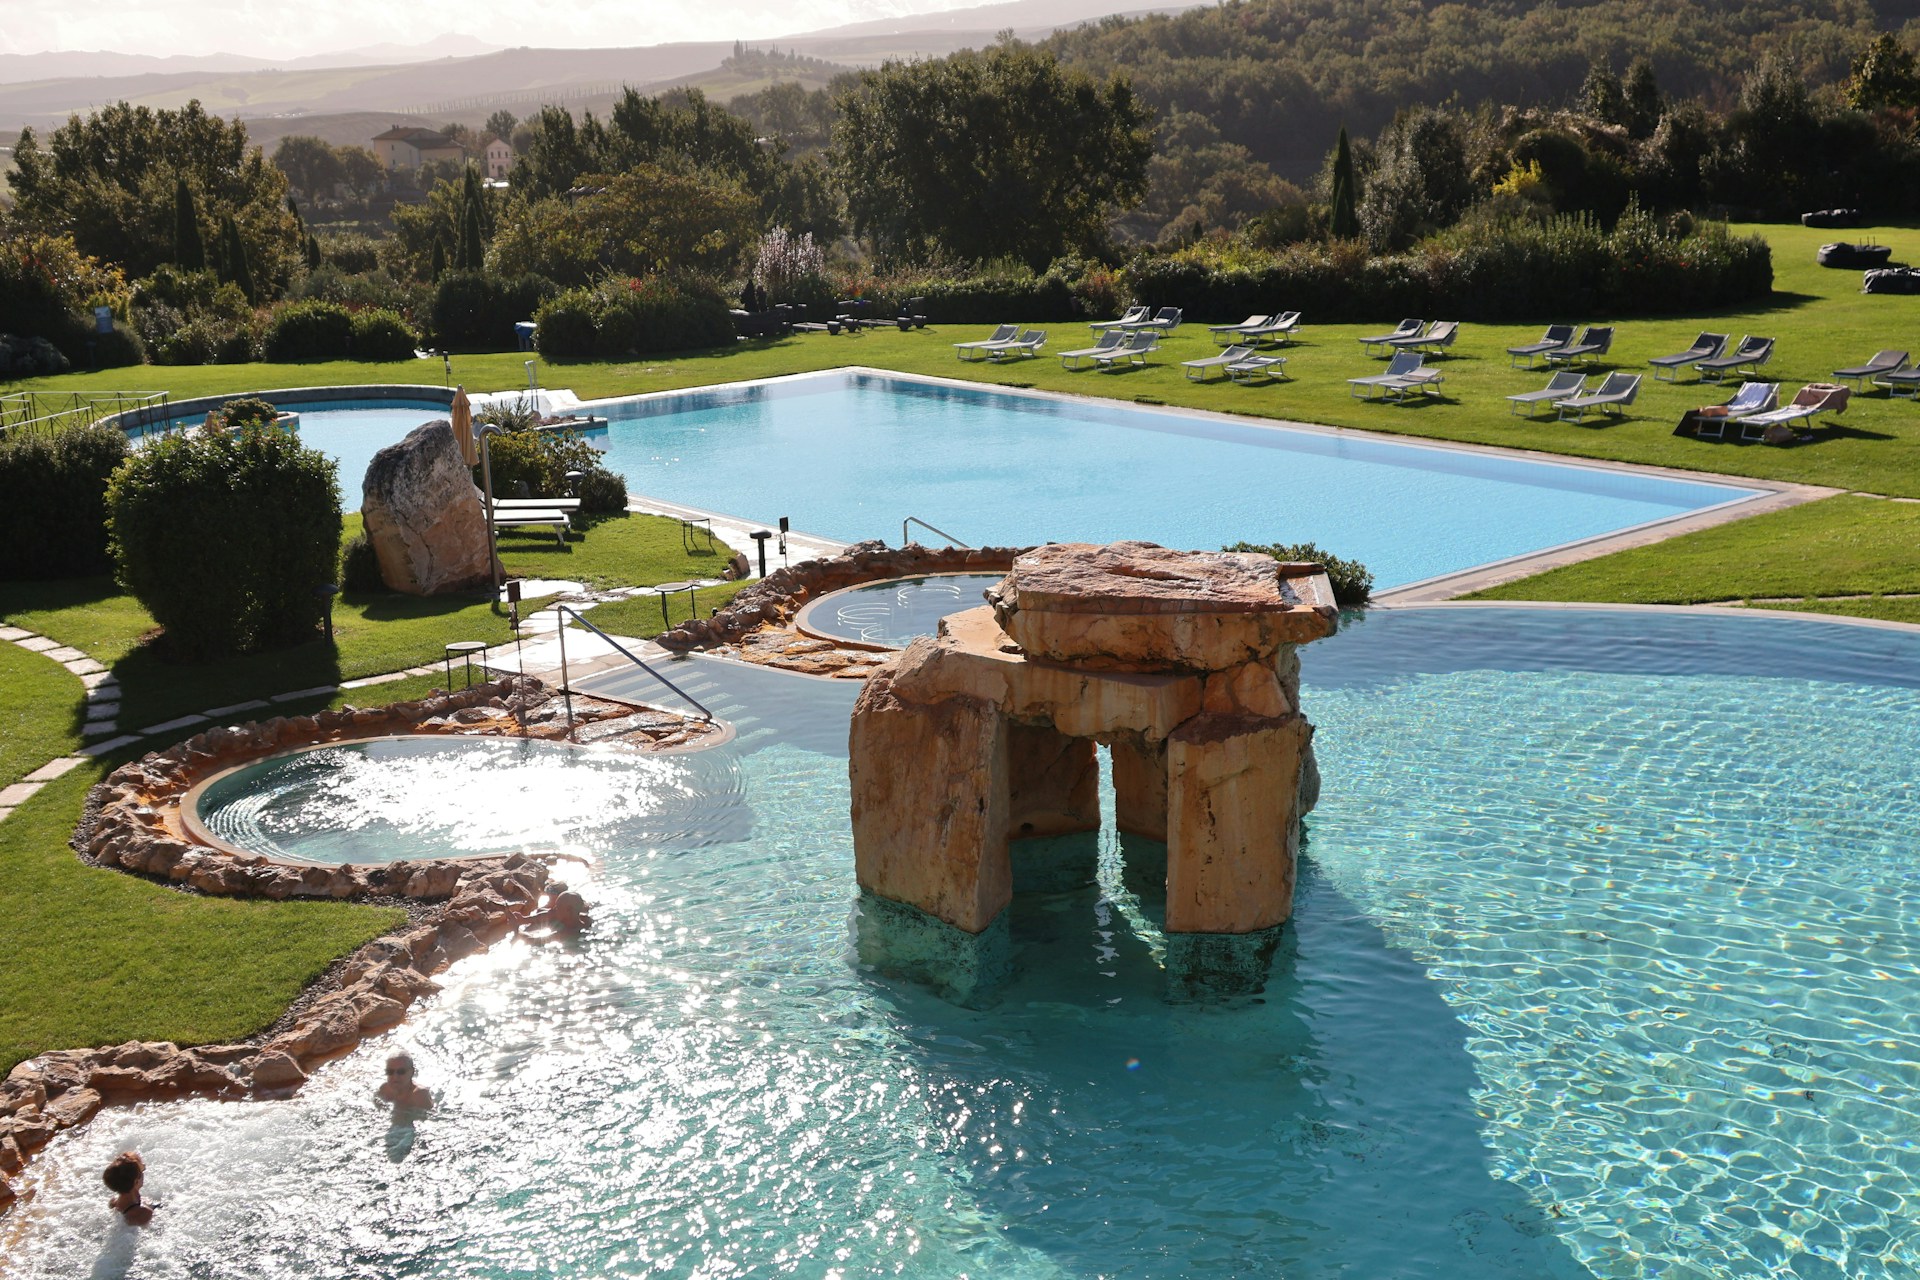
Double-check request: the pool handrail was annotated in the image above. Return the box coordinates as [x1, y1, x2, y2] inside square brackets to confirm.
[552, 603, 714, 725]
[902, 516, 972, 548]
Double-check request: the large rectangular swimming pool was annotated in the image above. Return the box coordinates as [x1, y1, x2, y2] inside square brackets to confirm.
[585, 371, 1762, 588]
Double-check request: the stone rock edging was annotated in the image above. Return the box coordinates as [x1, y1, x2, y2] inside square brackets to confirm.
[655, 540, 1031, 652]
[0, 674, 663, 1212]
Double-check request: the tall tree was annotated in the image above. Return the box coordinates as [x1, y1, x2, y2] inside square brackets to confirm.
[173, 177, 207, 271]
[484, 109, 518, 142]
[459, 196, 485, 272]
[1846, 33, 1920, 111]
[831, 44, 1151, 267]
[1620, 60, 1666, 139]
[430, 237, 448, 281]
[1328, 127, 1359, 239]
[218, 213, 256, 302]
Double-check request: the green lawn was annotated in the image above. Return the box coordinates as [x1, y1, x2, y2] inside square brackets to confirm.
[14, 221, 1920, 499]
[0, 643, 82, 790]
[1466, 494, 1920, 614]
[577, 578, 750, 638]
[0, 765, 403, 1075]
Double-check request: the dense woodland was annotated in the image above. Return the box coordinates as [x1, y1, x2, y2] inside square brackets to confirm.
[8, 0, 1920, 371]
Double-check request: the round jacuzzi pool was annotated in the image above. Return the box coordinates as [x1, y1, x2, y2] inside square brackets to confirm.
[796, 572, 1005, 648]
[189, 735, 745, 865]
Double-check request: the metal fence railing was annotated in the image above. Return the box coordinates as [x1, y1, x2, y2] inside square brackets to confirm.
[0, 391, 172, 441]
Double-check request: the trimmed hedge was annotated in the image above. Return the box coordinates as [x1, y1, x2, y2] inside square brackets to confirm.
[350, 308, 418, 360]
[107, 425, 342, 659]
[263, 300, 354, 361]
[0, 422, 129, 580]
[1125, 211, 1772, 322]
[532, 276, 734, 360]
[431, 272, 556, 352]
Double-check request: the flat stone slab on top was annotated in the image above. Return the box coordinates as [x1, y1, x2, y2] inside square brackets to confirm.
[986, 541, 1338, 672]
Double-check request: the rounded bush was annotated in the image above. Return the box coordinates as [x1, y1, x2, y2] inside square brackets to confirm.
[0, 422, 129, 580]
[339, 531, 383, 595]
[0, 334, 71, 377]
[350, 308, 418, 361]
[92, 323, 146, 369]
[213, 396, 279, 430]
[107, 425, 342, 658]
[1222, 540, 1374, 607]
[575, 466, 630, 513]
[530, 291, 597, 359]
[264, 300, 355, 361]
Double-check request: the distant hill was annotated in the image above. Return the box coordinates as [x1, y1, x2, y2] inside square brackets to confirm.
[0, 35, 500, 86]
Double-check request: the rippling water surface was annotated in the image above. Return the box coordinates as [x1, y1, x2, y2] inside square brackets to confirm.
[8, 609, 1920, 1280]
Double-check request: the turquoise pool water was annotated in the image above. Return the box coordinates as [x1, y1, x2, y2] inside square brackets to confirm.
[10, 608, 1920, 1279]
[584, 373, 1760, 588]
[797, 572, 1007, 648]
[136, 401, 449, 498]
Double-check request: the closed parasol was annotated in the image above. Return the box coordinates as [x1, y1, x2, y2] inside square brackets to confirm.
[451, 386, 476, 465]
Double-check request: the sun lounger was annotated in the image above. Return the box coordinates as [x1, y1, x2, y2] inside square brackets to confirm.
[1238, 311, 1303, 345]
[1507, 324, 1575, 368]
[1687, 381, 1776, 440]
[1360, 319, 1423, 355]
[985, 329, 1046, 361]
[1834, 349, 1909, 390]
[492, 496, 582, 511]
[1125, 306, 1183, 333]
[1545, 326, 1614, 367]
[954, 324, 1018, 360]
[1556, 372, 1641, 422]
[1058, 330, 1125, 369]
[1648, 333, 1728, 381]
[1877, 367, 1920, 397]
[1226, 354, 1288, 383]
[1505, 371, 1587, 418]
[490, 508, 571, 547]
[1208, 316, 1271, 340]
[1735, 383, 1850, 442]
[1090, 306, 1149, 333]
[1349, 352, 1440, 401]
[1091, 331, 1159, 369]
[1389, 320, 1458, 356]
[1696, 336, 1774, 382]
[1182, 344, 1255, 381]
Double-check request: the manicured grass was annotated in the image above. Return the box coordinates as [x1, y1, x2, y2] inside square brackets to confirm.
[1467, 494, 1920, 606]
[495, 508, 735, 588]
[0, 643, 82, 790]
[1780, 596, 1920, 624]
[577, 578, 751, 639]
[15, 222, 1920, 499]
[0, 765, 403, 1075]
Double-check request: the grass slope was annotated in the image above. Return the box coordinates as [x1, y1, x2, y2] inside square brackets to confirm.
[0, 644, 82, 790]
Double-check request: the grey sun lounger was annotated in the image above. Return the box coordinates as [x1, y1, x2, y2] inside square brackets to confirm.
[1835, 349, 1909, 390]
[1360, 319, 1423, 355]
[1507, 324, 1575, 368]
[1389, 320, 1458, 355]
[954, 324, 1018, 359]
[1876, 366, 1920, 397]
[1691, 381, 1777, 440]
[1091, 331, 1160, 369]
[984, 329, 1046, 361]
[1208, 316, 1271, 340]
[1126, 306, 1183, 333]
[1349, 352, 1441, 401]
[1238, 311, 1303, 345]
[1182, 344, 1255, 381]
[1505, 371, 1587, 418]
[1556, 372, 1641, 422]
[1090, 306, 1149, 333]
[1648, 333, 1728, 381]
[1545, 326, 1614, 367]
[1226, 354, 1288, 383]
[1696, 336, 1774, 382]
[1059, 330, 1125, 369]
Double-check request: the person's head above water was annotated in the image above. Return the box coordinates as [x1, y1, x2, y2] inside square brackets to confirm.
[102, 1152, 144, 1195]
[385, 1053, 415, 1080]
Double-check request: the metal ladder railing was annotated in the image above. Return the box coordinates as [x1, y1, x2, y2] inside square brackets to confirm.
[902, 516, 972, 548]
[550, 603, 713, 734]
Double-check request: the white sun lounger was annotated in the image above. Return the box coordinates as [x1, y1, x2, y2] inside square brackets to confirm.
[1696, 336, 1773, 382]
[1237, 311, 1302, 345]
[1360, 319, 1423, 355]
[1349, 352, 1439, 400]
[954, 324, 1018, 360]
[1182, 344, 1255, 381]
[1556, 373, 1641, 422]
[1208, 316, 1271, 340]
[1691, 382, 1777, 440]
[1226, 354, 1288, 383]
[984, 330, 1046, 361]
[1090, 306, 1149, 333]
[1059, 330, 1125, 369]
[1091, 331, 1159, 369]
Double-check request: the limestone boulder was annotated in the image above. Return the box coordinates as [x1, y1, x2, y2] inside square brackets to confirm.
[362, 420, 496, 595]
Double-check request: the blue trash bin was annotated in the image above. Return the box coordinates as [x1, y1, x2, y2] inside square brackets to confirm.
[514, 321, 537, 352]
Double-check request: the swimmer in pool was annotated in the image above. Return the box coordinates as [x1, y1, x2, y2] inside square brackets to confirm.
[102, 1151, 154, 1226]
[376, 1053, 434, 1112]
[521, 885, 591, 936]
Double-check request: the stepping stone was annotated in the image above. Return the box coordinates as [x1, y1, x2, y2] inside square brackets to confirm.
[83, 722, 122, 738]
[64, 658, 106, 675]
[203, 699, 270, 717]
[24, 757, 86, 783]
[80, 673, 116, 691]
[139, 715, 208, 736]
[339, 671, 409, 689]
[270, 685, 339, 703]
[44, 645, 86, 663]
[85, 711, 119, 728]
[0, 625, 30, 641]
[0, 782, 42, 807]
[17, 636, 57, 652]
[79, 735, 143, 758]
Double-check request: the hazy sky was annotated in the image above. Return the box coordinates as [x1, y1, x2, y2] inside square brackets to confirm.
[5, 0, 1027, 58]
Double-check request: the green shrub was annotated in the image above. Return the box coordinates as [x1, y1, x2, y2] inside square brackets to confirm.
[474, 423, 622, 508]
[430, 271, 556, 351]
[0, 422, 129, 580]
[532, 276, 734, 360]
[529, 291, 597, 358]
[574, 467, 629, 514]
[0, 334, 70, 377]
[264, 299, 354, 360]
[350, 308, 417, 360]
[212, 396, 279, 430]
[339, 531, 384, 595]
[107, 425, 342, 659]
[1223, 540, 1374, 606]
[93, 323, 145, 368]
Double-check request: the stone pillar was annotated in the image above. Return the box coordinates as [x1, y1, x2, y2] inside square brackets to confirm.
[849, 669, 1011, 934]
[1164, 713, 1312, 934]
[1004, 722, 1100, 841]
[1110, 733, 1169, 842]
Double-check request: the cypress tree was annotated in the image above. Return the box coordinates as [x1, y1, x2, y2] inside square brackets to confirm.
[305, 233, 322, 270]
[1329, 127, 1359, 240]
[219, 213, 257, 303]
[459, 197, 485, 271]
[174, 177, 207, 272]
[431, 237, 448, 281]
